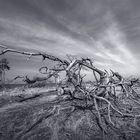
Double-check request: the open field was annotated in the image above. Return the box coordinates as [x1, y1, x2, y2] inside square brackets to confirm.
[0, 85, 140, 140]
[0, 86, 59, 140]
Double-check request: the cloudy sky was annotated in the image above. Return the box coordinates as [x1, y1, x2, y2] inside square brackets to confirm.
[0, 0, 140, 80]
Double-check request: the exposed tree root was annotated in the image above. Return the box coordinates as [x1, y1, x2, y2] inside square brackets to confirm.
[1, 46, 140, 139]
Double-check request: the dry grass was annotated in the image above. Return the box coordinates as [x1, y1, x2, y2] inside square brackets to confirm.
[0, 85, 140, 140]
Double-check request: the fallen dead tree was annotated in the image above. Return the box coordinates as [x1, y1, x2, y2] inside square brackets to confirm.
[1, 45, 140, 139]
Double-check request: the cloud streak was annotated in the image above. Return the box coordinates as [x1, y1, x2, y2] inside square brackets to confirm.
[0, 0, 139, 79]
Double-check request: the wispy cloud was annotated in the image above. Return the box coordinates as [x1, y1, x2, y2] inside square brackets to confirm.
[96, 20, 138, 74]
[0, 0, 140, 79]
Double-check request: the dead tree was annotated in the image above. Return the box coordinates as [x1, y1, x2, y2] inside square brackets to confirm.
[1, 46, 140, 139]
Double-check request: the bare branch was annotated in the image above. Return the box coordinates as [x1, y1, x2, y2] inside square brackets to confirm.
[0, 48, 69, 65]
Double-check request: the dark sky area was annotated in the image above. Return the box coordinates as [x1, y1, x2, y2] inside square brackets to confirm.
[0, 0, 140, 80]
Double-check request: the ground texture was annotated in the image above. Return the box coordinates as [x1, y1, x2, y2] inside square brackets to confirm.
[0, 86, 140, 140]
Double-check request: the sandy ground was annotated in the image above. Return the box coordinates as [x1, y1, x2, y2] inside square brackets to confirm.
[0, 87, 60, 140]
[0, 86, 140, 140]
